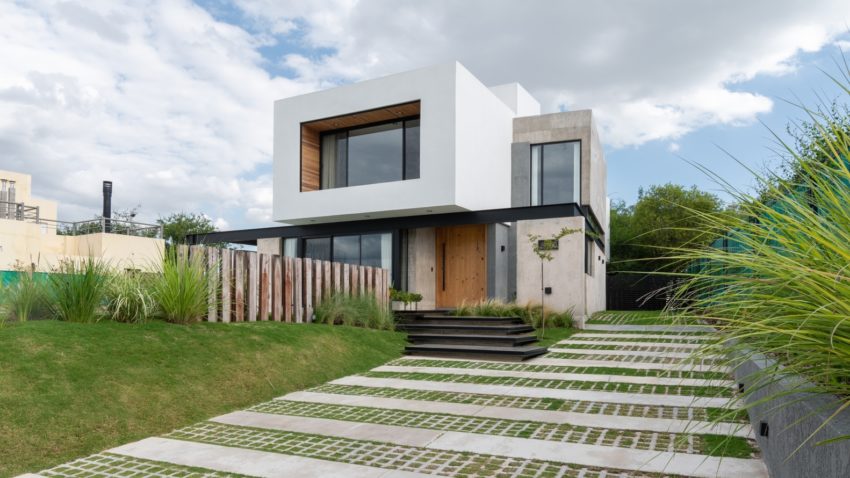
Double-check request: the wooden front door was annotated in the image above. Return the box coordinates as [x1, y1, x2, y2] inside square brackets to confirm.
[435, 224, 487, 308]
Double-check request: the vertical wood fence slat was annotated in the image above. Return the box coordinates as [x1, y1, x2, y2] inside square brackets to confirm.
[248, 252, 258, 321]
[304, 258, 313, 323]
[294, 258, 303, 323]
[260, 253, 271, 321]
[358, 266, 365, 297]
[207, 247, 219, 322]
[314, 260, 323, 310]
[272, 255, 283, 322]
[284, 256, 293, 323]
[332, 262, 341, 294]
[234, 252, 245, 322]
[323, 261, 331, 298]
[221, 249, 232, 323]
[342, 263, 350, 296]
[365, 266, 373, 297]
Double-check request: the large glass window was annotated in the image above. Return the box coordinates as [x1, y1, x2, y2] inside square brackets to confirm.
[303, 233, 392, 272]
[530, 141, 580, 206]
[320, 118, 420, 189]
[304, 237, 330, 261]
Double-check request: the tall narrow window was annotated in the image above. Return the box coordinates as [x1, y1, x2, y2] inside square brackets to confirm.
[304, 238, 331, 261]
[585, 236, 594, 276]
[320, 118, 420, 189]
[530, 141, 580, 206]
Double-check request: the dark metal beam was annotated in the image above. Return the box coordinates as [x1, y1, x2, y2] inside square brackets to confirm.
[187, 202, 605, 252]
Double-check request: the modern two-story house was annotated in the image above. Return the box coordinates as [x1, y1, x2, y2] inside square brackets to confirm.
[191, 62, 608, 324]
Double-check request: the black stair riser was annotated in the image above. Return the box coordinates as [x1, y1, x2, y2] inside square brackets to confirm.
[408, 338, 537, 346]
[398, 326, 534, 335]
[399, 319, 524, 326]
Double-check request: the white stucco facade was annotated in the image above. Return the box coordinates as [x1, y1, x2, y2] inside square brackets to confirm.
[273, 62, 520, 224]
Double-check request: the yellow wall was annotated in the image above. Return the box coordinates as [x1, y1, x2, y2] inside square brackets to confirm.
[0, 170, 164, 272]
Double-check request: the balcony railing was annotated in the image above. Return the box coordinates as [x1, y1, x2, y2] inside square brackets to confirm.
[1, 200, 163, 239]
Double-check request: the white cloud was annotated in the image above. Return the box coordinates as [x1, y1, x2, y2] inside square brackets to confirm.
[668, 143, 681, 153]
[236, 0, 850, 147]
[1, 0, 849, 229]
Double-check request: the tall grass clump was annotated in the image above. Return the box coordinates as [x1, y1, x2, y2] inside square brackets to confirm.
[46, 257, 110, 323]
[151, 250, 212, 324]
[665, 71, 850, 445]
[314, 293, 394, 330]
[1, 269, 47, 323]
[105, 272, 155, 323]
[454, 299, 573, 329]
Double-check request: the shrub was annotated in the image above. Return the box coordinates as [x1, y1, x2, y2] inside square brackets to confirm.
[46, 257, 110, 323]
[1, 271, 47, 323]
[389, 288, 423, 310]
[666, 74, 850, 444]
[105, 272, 155, 323]
[454, 299, 573, 329]
[314, 293, 394, 330]
[151, 250, 212, 324]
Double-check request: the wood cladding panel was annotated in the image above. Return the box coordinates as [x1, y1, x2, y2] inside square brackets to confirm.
[301, 125, 321, 192]
[435, 224, 487, 308]
[299, 101, 420, 192]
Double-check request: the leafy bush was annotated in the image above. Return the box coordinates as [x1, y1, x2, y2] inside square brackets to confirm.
[151, 250, 212, 324]
[666, 73, 850, 444]
[314, 293, 394, 330]
[1, 271, 47, 323]
[46, 257, 110, 323]
[454, 299, 573, 328]
[105, 273, 155, 323]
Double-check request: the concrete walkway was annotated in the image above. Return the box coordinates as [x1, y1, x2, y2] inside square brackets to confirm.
[24, 313, 766, 478]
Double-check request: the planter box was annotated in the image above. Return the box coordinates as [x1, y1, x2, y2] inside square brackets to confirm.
[735, 353, 850, 478]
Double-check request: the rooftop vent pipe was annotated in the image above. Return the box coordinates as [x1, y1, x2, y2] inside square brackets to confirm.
[103, 180, 112, 233]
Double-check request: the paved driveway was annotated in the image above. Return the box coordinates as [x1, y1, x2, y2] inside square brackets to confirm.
[22, 312, 766, 478]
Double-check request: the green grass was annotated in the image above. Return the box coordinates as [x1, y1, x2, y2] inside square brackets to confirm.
[536, 326, 577, 348]
[0, 320, 405, 477]
[363, 371, 733, 397]
[586, 310, 704, 326]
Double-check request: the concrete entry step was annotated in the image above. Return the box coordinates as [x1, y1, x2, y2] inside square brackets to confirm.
[404, 343, 548, 362]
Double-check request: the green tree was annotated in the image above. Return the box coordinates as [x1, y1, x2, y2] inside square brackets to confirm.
[157, 212, 217, 246]
[610, 184, 724, 272]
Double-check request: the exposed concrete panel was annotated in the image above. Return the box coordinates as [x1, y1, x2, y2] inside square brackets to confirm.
[487, 223, 510, 301]
[408, 227, 436, 309]
[585, 239, 607, 318]
[511, 142, 531, 208]
[257, 238, 281, 256]
[515, 217, 586, 317]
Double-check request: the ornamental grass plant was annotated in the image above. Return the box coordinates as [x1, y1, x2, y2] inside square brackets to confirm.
[151, 249, 213, 324]
[46, 257, 110, 323]
[664, 71, 850, 446]
[314, 292, 395, 330]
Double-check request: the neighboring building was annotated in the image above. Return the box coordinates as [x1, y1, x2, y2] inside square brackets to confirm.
[189, 63, 608, 323]
[0, 169, 164, 275]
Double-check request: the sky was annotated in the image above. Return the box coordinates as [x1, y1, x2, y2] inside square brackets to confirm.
[2, 0, 850, 230]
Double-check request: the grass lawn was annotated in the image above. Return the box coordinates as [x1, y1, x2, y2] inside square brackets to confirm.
[536, 326, 577, 348]
[0, 320, 405, 477]
[586, 310, 704, 326]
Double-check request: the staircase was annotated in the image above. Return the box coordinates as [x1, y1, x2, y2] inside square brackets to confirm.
[395, 310, 548, 361]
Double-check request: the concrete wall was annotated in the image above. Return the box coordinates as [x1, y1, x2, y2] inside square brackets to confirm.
[512, 110, 608, 225]
[735, 353, 850, 478]
[0, 170, 163, 272]
[257, 238, 281, 256]
[407, 227, 436, 310]
[0, 218, 164, 272]
[274, 62, 522, 225]
[515, 216, 586, 316]
[487, 223, 510, 301]
[584, 239, 607, 320]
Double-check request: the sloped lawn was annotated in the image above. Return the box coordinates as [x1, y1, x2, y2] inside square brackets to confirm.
[0, 320, 405, 477]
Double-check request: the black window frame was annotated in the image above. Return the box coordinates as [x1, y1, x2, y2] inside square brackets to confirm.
[529, 139, 581, 206]
[319, 115, 421, 190]
[298, 231, 396, 268]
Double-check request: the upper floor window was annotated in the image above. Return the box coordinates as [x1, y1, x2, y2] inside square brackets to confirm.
[530, 141, 580, 205]
[320, 118, 420, 189]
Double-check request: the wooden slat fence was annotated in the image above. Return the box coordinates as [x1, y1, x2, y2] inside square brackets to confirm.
[185, 246, 390, 323]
